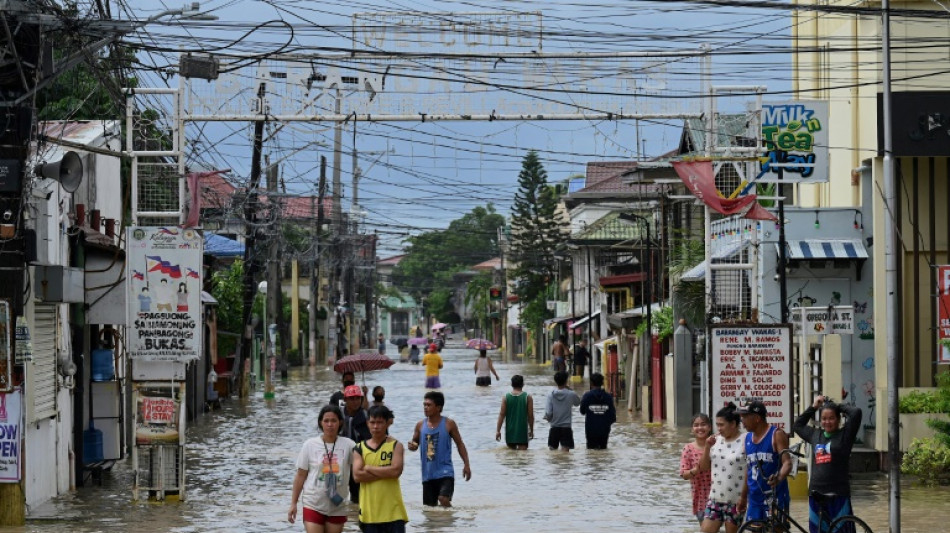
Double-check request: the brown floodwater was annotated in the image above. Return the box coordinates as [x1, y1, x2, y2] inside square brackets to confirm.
[5, 343, 949, 532]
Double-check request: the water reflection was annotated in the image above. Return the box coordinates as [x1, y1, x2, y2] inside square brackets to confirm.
[9, 344, 950, 532]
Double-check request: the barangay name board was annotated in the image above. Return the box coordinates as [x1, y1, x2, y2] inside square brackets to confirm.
[126, 227, 203, 362]
[710, 325, 793, 432]
[790, 306, 854, 335]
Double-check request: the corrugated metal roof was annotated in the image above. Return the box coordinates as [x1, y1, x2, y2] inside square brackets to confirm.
[572, 211, 650, 242]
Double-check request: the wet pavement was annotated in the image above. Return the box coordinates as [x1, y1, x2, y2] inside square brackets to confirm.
[6, 342, 950, 532]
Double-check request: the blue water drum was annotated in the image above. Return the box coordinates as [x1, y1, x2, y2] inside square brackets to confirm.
[91, 348, 115, 381]
[83, 423, 104, 463]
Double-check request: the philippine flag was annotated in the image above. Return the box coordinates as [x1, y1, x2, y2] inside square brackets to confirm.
[186, 268, 200, 279]
[145, 255, 182, 278]
[132, 270, 145, 281]
[158, 227, 179, 236]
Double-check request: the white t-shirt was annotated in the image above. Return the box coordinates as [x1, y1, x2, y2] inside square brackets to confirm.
[295, 436, 356, 515]
[709, 434, 746, 503]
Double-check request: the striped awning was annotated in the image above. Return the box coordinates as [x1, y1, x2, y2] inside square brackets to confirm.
[783, 239, 868, 261]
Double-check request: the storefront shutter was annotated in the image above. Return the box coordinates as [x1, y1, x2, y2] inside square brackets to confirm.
[27, 303, 58, 422]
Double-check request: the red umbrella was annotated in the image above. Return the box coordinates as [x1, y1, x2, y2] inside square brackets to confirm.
[466, 338, 497, 350]
[334, 351, 395, 381]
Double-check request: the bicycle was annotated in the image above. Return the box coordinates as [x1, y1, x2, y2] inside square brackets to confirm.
[737, 447, 873, 533]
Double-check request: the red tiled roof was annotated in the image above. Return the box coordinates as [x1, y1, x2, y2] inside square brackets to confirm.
[197, 172, 333, 218]
[584, 161, 640, 186]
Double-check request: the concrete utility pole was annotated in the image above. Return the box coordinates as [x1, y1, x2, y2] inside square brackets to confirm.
[311, 157, 327, 364]
[265, 162, 280, 395]
[238, 82, 267, 398]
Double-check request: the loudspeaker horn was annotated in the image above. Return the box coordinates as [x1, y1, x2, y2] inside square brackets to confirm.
[34, 151, 83, 193]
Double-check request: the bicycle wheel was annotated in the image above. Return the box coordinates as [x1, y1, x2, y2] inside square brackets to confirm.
[737, 519, 788, 533]
[826, 515, 873, 533]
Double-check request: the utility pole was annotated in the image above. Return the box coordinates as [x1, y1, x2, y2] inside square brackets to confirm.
[265, 162, 280, 395]
[312, 157, 327, 364]
[238, 82, 266, 398]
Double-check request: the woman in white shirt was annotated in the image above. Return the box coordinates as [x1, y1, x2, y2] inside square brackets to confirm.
[699, 403, 746, 533]
[288, 405, 357, 533]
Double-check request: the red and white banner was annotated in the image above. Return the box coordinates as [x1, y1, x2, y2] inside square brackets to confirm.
[672, 160, 777, 221]
[939, 265, 950, 363]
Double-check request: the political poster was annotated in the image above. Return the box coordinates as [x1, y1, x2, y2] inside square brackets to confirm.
[126, 227, 203, 362]
[134, 383, 184, 445]
[710, 325, 793, 432]
[0, 390, 22, 482]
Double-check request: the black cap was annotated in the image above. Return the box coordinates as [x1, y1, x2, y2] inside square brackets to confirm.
[736, 400, 767, 418]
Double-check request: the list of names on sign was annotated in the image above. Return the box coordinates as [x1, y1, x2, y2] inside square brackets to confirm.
[711, 325, 792, 432]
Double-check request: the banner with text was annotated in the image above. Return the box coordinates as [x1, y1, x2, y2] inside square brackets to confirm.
[134, 384, 183, 445]
[126, 227, 203, 361]
[790, 306, 854, 335]
[710, 325, 793, 432]
[939, 266, 950, 363]
[760, 101, 829, 184]
[0, 390, 22, 482]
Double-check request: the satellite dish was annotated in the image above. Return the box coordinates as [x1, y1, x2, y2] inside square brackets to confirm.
[34, 151, 83, 193]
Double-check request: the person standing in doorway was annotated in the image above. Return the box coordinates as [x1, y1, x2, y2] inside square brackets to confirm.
[352, 405, 409, 533]
[572, 338, 591, 379]
[496, 374, 534, 449]
[544, 371, 581, 451]
[422, 343, 443, 389]
[407, 391, 472, 507]
[580, 372, 616, 449]
[739, 400, 792, 523]
[551, 335, 569, 373]
[473, 349, 500, 386]
[288, 405, 356, 532]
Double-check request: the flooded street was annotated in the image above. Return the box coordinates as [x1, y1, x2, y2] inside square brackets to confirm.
[8, 343, 950, 532]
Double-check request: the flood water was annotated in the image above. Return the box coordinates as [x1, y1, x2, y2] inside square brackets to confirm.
[8, 342, 950, 532]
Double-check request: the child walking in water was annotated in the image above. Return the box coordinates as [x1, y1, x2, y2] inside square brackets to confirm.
[680, 413, 713, 525]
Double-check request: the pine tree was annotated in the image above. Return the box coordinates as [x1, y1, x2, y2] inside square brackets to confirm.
[509, 151, 566, 307]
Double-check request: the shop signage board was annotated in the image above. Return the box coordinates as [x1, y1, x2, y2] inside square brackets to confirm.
[0, 390, 22, 482]
[710, 325, 793, 432]
[760, 101, 829, 184]
[126, 227, 203, 362]
[134, 382, 184, 445]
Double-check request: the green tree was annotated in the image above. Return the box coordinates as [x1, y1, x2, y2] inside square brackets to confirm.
[464, 271, 493, 334]
[508, 151, 566, 327]
[393, 203, 505, 304]
[211, 261, 246, 334]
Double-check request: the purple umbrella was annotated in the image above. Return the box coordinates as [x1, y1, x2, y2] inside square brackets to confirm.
[431, 322, 448, 331]
[466, 338, 497, 350]
[408, 337, 429, 346]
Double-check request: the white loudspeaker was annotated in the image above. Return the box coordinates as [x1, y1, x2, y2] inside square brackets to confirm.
[34, 151, 83, 193]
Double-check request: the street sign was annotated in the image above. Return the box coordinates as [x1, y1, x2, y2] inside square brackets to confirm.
[710, 325, 793, 432]
[790, 305, 854, 335]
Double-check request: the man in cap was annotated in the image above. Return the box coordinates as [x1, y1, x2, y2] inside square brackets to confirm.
[422, 343, 443, 389]
[341, 384, 371, 504]
[328, 371, 368, 410]
[738, 400, 793, 523]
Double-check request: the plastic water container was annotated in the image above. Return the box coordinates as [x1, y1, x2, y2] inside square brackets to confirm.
[91, 348, 115, 382]
[83, 423, 104, 463]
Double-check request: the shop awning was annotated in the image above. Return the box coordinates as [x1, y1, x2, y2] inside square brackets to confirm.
[782, 239, 868, 261]
[599, 272, 647, 287]
[572, 310, 601, 329]
[593, 335, 618, 352]
[681, 240, 750, 282]
[544, 315, 576, 329]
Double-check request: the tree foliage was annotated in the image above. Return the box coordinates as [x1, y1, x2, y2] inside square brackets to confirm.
[508, 151, 566, 327]
[464, 271, 493, 333]
[393, 204, 505, 310]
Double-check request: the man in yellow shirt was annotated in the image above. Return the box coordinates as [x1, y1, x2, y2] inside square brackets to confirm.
[422, 343, 443, 389]
[353, 405, 409, 533]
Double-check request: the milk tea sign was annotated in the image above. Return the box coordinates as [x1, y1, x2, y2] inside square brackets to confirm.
[710, 325, 793, 432]
[760, 101, 829, 184]
[126, 227, 203, 362]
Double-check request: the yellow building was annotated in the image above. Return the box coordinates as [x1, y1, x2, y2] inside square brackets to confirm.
[793, 1, 950, 450]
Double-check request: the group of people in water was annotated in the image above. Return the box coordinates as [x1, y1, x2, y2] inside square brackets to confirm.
[288, 334, 620, 533]
[680, 396, 862, 533]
